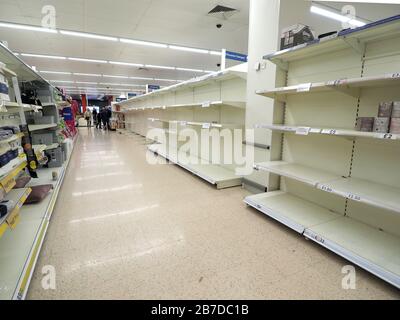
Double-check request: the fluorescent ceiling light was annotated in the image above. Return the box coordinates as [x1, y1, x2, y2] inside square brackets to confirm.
[209, 50, 222, 56]
[73, 73, 102, 77]
[154, 78, 178, 82]
[40, 70, 72, 75]
[60, 30, 118, 41]
[145, 64, 175, 70]
[109, 61, 144, 67]
[75, 81, 98, 85]
[21, 53, 66, 60]
[50, 80, 75, 83]
[310, 5, 366, 27]
[169, 45, 209, 54]
[120, 38, 168, 48]
[129, 76, 153, 81]
[68, 57, 108, 63]
[0, 22, 58, 33]
[103, 75, 130, 79]
[176, 67, 203, 73]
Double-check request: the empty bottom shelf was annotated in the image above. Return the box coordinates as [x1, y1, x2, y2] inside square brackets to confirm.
[245, 191, 400, 288]
[148, 144, 242, 189]
[244, 191, 340, 233]
[305, 217, 400, 288]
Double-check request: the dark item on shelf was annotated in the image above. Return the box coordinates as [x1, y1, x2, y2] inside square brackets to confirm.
[24, 184, 53, 204]
[14, 176, 31, 188]
[20, 89, 42, 106]
[280, 24, 315, 50]
[355, 117, 374, 132]
[45, 146, 63, 168]
[391, 101, 400, 118]
[318, 31, 338, 39]
[378, 102, 393, 118]
[19, 124, 38, 178]
[390, 118, 400, 134]
[373, 117, 390, 133]
[0, 199, 15, 218]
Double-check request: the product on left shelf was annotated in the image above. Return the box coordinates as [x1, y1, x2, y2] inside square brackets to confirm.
[0, 62, 10, 102]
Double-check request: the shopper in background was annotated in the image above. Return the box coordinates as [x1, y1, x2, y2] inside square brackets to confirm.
[106, 107, 112, 130]
[101, 108, 108, 130]
[92, 108, 98, 127]
[96, 110, 102, 129]
[84, 109, 92, 127]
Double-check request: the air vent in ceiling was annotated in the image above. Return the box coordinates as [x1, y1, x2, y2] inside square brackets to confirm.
[207, 5, 238, 20]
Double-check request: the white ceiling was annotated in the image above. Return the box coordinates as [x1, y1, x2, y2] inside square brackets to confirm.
[0, 0, 250, 94]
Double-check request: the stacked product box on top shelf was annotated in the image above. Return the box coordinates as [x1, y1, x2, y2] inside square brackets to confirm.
[356, 101, 400, 134]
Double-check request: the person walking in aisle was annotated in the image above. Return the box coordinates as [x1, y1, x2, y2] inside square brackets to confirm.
[101, 108, 108, 130]
[84, 109, 92, 127]
[96, 110, 102, 129]
[92, 108, 98, 127]
[106, 107, 112, 130]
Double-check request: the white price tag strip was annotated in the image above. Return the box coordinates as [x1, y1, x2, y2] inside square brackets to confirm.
[295, 127, 311, 135]
[386, 72, 400, 79]
[202, 101, 211, 108]
[321, 129, 337, 135]
[318, 184, 333, 193]
[296, 83, 312, 92]
[202, 123, 211, 129]
[347, 193, 361, 202]
[180, 121, 187, 126]
[376, 133, 396, 140]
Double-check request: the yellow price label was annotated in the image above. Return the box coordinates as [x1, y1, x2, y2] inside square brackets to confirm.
[0, 176, 16, 193]
[6, 208, 20, 229]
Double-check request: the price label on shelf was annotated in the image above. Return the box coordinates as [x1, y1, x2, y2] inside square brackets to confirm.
[201, 101, 211, 108]
[321, 129, 337, 135]
[0, 176, 16, 193]
[347, 193, 362, 202]
[180, 121, 187, 126]
[318, 184, 334, 193]
[386, 72, 400, 79]
[295, 127, 311, 135]
[6, 208, 20, 230]
[296, 83, 312, 92]
[376, 133, 395, 140]
[202, 123, 211, 129]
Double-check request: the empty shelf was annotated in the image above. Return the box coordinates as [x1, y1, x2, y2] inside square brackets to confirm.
[254, 161, 339, 186]
[148, 144, 242, 189]
[305, 217, 400, 288]
[320, 177, 400, 214]
[256, 73, 400, 101]
[28, 124, 58, 131]
[244, 191, 340, 233]
[255, 161, 400, 214]
[258, 124, 400, 141]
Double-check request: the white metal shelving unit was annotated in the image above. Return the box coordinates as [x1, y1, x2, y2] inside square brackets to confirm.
[0, 43, 77, 300]
[246, 15, 400, 288]
[117, 64, 247, 189]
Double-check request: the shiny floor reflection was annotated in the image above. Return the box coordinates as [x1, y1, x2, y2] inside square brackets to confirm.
[27, 128, 400, 299]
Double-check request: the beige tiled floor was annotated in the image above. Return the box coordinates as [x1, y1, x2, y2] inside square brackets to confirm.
[27, 128, 400, 299]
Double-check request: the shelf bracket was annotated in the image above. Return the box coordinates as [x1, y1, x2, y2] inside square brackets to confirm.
[274, 59, 289, 71]
[343, 38, 366, 56]
[327, 86, 360, 98]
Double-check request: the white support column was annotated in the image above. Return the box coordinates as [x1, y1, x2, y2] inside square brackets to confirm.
[244, 0, 282, 192]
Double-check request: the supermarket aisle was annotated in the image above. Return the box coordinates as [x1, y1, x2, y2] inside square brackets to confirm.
[27, 128, 399, 299]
